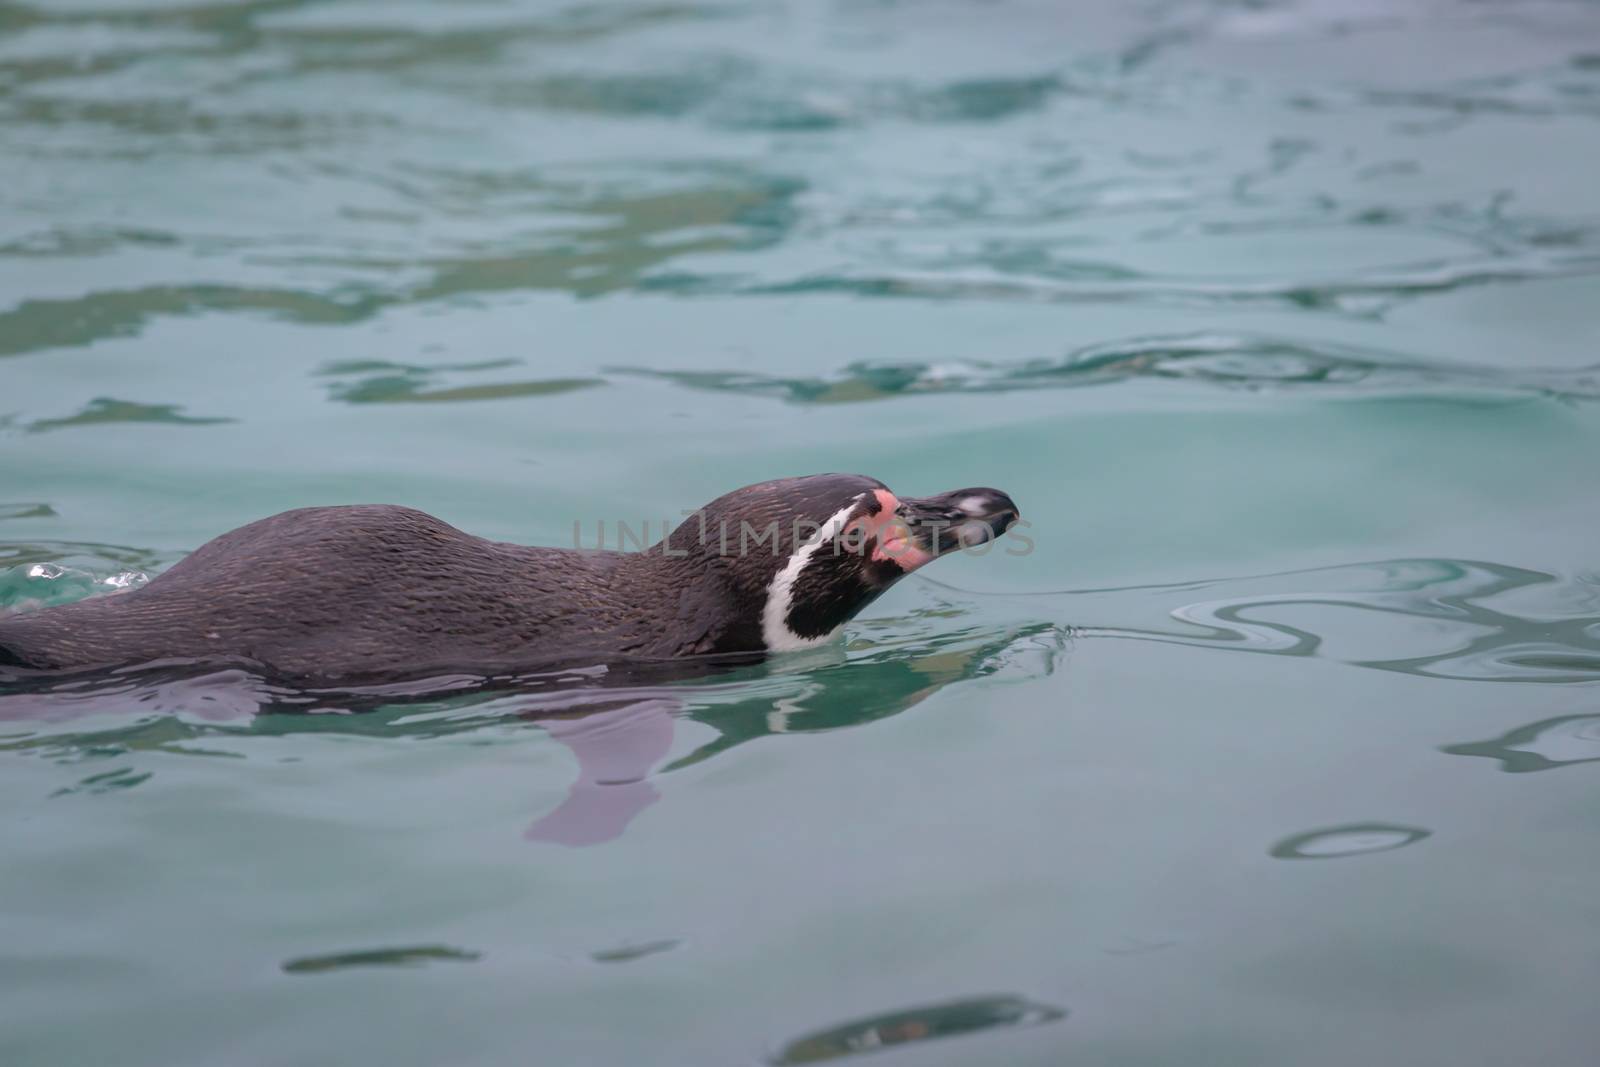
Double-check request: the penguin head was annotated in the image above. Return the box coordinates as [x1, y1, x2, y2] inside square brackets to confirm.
[666, 474, 1020, 653]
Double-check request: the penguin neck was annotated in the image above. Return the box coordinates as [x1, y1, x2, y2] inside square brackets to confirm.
[611, 545, 759, 658]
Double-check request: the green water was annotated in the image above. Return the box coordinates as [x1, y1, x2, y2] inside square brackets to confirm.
[3, 0, 1600, 1063]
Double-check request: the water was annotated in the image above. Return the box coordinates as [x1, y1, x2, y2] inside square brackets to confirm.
[3, 0, 1600, 1062]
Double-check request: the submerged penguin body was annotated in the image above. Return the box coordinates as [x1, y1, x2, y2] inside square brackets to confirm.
[0, 475, 1019, 682]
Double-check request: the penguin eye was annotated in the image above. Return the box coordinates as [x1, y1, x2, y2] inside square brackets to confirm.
[837, 515, 872, 555]
[847, 489, 895, 543]
[838, 501, 919, 569]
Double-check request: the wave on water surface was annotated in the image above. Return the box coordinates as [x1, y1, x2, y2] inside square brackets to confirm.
[618, 333, 1600, 404]
[929, 557, 1600, 685]
[4, 1, 1600, 360]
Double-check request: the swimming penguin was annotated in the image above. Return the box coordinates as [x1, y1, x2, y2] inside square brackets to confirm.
[0, 474, 1019, 682]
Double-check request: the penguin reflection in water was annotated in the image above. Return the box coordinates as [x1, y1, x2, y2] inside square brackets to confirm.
[0, 613, 1060, 846]
[0, 474, 1025, 844]
[524, 613, 1059, 845]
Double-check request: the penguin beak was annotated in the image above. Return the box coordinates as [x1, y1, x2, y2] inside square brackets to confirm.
[894, 487, 1021, 560]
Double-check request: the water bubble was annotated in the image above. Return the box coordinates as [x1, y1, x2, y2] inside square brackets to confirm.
[100, 570, 149, 591]
[3, 562, 150, 611]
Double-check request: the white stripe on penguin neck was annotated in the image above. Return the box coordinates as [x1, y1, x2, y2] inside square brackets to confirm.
[761, 495, 866, 653]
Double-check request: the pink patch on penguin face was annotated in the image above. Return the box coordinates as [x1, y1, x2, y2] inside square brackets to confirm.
[859, 488, 935, 571]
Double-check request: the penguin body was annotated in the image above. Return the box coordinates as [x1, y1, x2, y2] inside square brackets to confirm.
[0, 475, 1018, 682]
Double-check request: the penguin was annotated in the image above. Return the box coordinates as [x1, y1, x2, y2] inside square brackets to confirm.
[0, 473, 1019, 682]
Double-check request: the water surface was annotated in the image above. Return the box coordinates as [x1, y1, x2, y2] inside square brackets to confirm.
[3, 1, 1600, 1064]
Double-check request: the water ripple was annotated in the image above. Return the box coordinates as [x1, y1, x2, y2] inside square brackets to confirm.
[0, 603, 1065, 845]
[0, 599, 1062, 847]
[281, 944, 482, 975]
[1270, 823, 1432, 860]
[0, 503, 57, 521]
[24, 396, 233, 433]
[0, 168, 804, 354]
[589, 937, 682, 964]
[0, 540, 171, 581]
[318, 359, 603, 405]
[659, 249, 1600, 315]
[934, 558, 1600, 684]
[1, 0, 1596, 358]
[1443, 715, 1600, 773]
[0, 562, 148, 613]
[770, 994, 1066, 1064]
[1299, 56, 1600, 122]
[460, 64, 1067, 129]
[617, 333, 1600, 403]
[0, 286, 386, 357]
